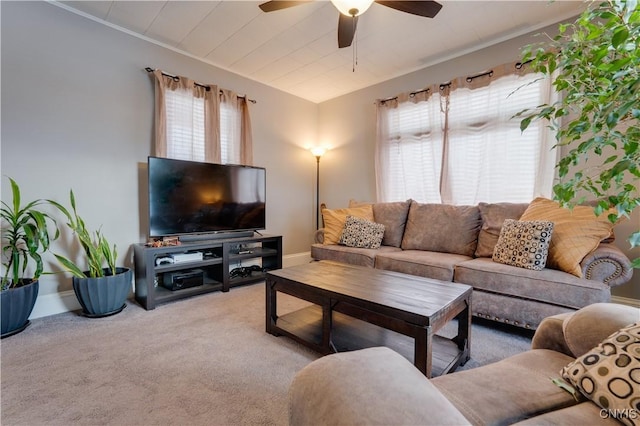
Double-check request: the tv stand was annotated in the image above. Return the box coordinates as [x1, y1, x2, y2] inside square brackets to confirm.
[178, 230, 255, 242]
[133, 234, 282, 310]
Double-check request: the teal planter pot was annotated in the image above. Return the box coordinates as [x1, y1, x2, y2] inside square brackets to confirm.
[1, 280, 39, 338]
[72, 267, 132, 317]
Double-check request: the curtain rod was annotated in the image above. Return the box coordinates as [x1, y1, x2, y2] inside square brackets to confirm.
[377, 60, 531, 104]
[145, 68, 257, 104]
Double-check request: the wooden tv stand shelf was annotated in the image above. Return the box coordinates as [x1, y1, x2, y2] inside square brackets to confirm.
[133, 234, 282, 310]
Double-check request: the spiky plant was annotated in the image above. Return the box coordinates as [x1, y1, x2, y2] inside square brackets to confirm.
[1, 177, 59, 290]
[49, 190, 117, 278]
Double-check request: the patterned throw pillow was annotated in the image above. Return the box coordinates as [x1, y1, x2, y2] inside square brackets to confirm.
[561, 323, 640, 426]
[339, 216, 385, 249]
[492, 219, 554, 271]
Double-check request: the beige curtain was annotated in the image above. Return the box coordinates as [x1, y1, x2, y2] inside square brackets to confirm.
[152, 70, 220, 163]
[220, 89, 253, 166]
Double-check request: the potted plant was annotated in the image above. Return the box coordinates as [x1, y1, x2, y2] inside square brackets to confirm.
[517, 0, 639, 268]
[1, 178, 59, 337]
[50, 190, 132, 317]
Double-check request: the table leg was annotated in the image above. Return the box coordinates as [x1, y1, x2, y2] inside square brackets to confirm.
[414, 325, 432, 377]
[454, 297, 471, 364]
[265, 278, 279, 335]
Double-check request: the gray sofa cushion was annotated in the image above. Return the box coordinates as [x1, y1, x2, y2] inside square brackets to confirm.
[475, 202, 528, 258]
[454, 258, 610, 309]
[401, 201, 481, 257]
[375, 250, 472, 282]
[431, 349, 578, 425]
[310, 243, 401, 268]
[372, 200, 411, 247]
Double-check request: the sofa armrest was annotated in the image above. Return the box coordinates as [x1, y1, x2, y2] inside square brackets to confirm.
[531, 312, 574, 356]
[313, 228, 325, 244]
[289, 347, 471, 426]
[580, 243, 633, 287]
[533, 303, 639, 358]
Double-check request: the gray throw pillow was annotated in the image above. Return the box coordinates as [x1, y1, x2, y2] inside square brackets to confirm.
[339, 216, 385, 249]
[492, 219, 554, 271]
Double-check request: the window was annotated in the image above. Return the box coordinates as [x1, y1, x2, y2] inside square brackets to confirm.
[152, 70, 253, 165]
[376, 69, 558, 204]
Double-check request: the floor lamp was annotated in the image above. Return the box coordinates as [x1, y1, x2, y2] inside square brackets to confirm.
[310, 147, 326, 230]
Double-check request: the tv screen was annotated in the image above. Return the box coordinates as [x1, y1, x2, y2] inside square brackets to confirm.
[148, 157, 266, 238]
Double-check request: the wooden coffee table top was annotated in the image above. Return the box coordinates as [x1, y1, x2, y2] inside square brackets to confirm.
[267, 261, 472, 327]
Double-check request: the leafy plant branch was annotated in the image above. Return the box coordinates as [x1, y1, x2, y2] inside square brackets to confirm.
[516, 0, 640, 268]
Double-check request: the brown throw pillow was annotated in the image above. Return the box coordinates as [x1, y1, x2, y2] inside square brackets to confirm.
[492, 219, 554, 271]
[520, 197, 616, 277]
[322, 205, 374, 245]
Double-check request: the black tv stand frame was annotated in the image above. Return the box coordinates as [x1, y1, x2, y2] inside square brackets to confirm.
[133, 234, 282, 310]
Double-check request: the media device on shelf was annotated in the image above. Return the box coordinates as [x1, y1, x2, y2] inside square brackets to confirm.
[148, 156, 266, 241]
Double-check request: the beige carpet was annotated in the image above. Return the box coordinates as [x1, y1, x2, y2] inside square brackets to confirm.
[1, 283, 532, 425]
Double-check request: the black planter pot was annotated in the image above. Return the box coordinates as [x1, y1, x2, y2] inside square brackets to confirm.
[72, 267, 132, 318]
[1, 280, 39, 338]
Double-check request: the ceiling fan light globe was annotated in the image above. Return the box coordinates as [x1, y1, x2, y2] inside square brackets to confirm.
[330, 0, 374, 16]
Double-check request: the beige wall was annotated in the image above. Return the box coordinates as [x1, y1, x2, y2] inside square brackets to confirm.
[1, 1, 319, 299]
[317, 23, 639, 301]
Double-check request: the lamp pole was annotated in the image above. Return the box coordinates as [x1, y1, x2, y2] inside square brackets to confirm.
[310, 147, 326, 230]
[315, 154, 321, 230]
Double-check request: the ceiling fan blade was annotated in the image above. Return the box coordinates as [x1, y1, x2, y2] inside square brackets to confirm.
[258, 1, 313, 13]
[375, 1, 443, 18]
[338, 14, 358, 48]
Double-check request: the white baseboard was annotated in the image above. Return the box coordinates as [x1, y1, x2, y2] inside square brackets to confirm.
[29, 252, 635, 319]
[611, 295, 640, 308]
[30, 290, 81, 319]
[283, 251, 312, 268]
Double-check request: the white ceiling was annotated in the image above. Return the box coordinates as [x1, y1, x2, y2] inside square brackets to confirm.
[56, 0, 586, 103]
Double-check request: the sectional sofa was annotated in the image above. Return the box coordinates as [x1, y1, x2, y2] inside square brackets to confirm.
[289, 302, 640, 425]
[311, 198, 633, 329]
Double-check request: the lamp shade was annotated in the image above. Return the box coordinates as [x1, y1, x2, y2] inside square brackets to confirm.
[330, 0, 374, 16]
[310, 147, 327, 158]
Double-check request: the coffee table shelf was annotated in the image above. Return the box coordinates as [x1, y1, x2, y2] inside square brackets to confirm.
[275, 304, 464, 377]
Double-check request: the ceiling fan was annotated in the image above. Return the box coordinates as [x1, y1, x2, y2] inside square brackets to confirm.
[258, 0, 443, 48]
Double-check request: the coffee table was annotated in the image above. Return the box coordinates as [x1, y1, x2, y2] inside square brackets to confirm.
[265, 261, 472, 377]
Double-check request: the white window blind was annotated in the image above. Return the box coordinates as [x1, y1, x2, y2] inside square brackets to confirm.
[220, 102, 239, 164]
[445, 72, 553, 204]
[378, 95, 444, 203]
[165, 87, 206, 162]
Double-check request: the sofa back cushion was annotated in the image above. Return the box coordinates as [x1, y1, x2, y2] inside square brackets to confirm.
[475, 202, 529, 258]
[372, 200, 411, 247]
[401, 201, 481, 256]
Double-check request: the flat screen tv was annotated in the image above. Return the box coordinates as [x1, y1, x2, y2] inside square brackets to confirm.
[148, 156, 266, 239]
